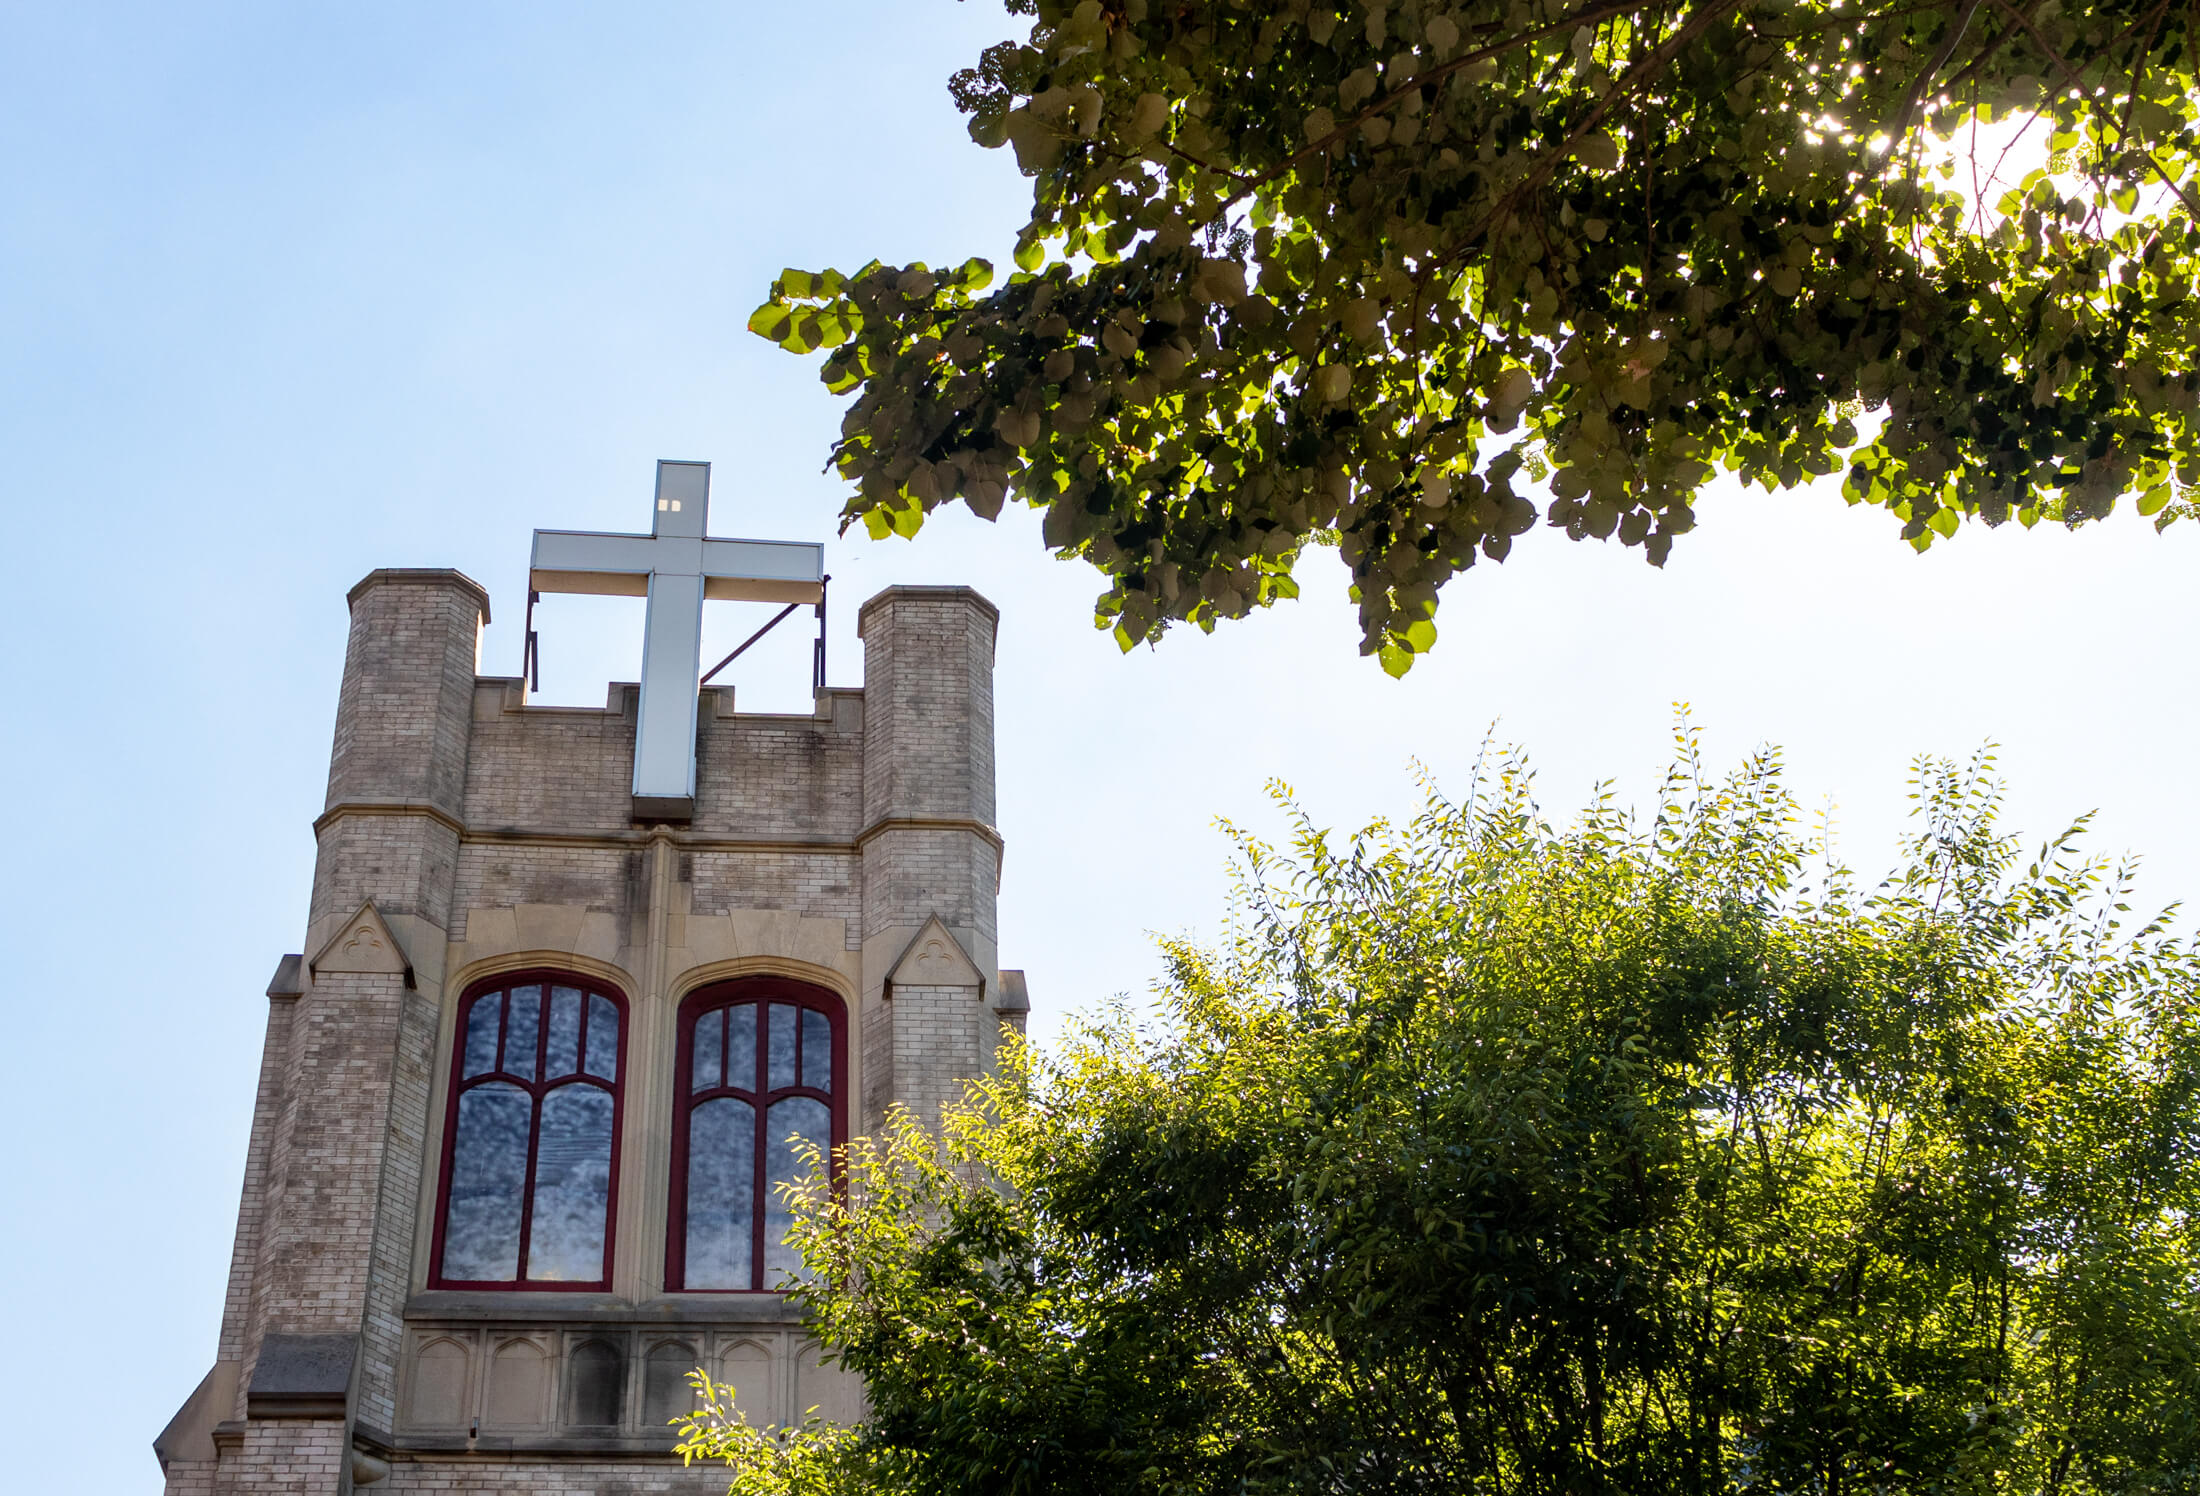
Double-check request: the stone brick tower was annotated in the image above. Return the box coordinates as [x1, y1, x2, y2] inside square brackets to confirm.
[154, 565, 1025, 1493]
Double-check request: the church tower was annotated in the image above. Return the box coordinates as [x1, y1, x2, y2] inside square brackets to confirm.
[155, 469, 1025, 1494]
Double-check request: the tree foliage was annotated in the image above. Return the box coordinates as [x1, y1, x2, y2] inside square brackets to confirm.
[679, 732, 2200, 1494]
[747, 0, 2200, 673]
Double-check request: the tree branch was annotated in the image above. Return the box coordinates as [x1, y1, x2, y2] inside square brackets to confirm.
[1431, 0, 1752, 279]
[1220, 0, 1666, 217]
[1978, 0, 2200, 222]
[1878, 0, 1984, 148]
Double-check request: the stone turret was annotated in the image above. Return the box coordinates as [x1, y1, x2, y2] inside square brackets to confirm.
[856, 586, 1002, 1132]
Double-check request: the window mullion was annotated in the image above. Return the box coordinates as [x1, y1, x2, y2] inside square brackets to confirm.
[515, 1082, 544, 1282]
[751, 1001, 768, 1291]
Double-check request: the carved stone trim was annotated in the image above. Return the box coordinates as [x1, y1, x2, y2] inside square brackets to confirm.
[310, 901, 411, 980]
[885, 917, 985, 995]
[314, 799, 468, 838]
[853, 816, 1005, 856]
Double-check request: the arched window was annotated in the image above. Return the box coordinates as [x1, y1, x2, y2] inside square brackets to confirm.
[668, 978, 845, 1291]
[431, 974, 625, 1289]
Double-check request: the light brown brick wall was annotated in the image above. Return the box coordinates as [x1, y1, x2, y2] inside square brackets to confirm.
[450, 844, 637, 939]
[693, 704, 865, 840]
[856, 588, 996, 829]
[462, 687, 637, 831]
[230, 1420, 349, 1495]
[309, 814, 464, 931]
[859, 829, 997, 947]
[219, 998, 295, 1401]
[164, 1454, 218, 1496]
[888, 982, 986, 1134]
[358, 983, 442, 1432]
[690, 848, 861, 941]
[256, 970, 411, 1332]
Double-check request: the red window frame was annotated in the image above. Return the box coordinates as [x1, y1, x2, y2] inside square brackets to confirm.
[428, 970, 628, 1292]
[666, 976, 848, 1293]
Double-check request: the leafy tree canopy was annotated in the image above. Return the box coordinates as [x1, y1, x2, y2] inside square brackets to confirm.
[679, 732, 2200, 1495]
[748, 0, 2200, 673]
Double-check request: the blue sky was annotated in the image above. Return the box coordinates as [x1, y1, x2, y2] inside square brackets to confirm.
[3, 4, 2197, 1489]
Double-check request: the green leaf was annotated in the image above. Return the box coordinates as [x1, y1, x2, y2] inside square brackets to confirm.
[1378, 643, 1413, 677]
[1014, 236, 1044, 272]
[2138, 483, 2173, 516]
[746, 303, 792, 341]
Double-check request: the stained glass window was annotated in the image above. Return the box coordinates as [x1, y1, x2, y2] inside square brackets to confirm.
[433, 977, 624, 1288]
[669, 981, 842, 1291]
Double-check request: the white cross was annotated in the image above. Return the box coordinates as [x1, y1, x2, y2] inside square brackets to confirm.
[530, 460, 824, 820]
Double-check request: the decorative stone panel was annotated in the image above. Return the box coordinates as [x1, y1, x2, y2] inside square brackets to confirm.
[390, 1320, 829, 1451]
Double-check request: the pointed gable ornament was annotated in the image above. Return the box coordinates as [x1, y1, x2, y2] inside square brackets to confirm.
[309, 900, 413, 983]
[885, 916, 984, 997]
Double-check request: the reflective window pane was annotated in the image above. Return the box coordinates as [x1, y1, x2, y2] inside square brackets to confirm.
[767, 1004, 797, 1090]
[765, 1097, 831, 1285]
[801, 1008, 832, 1093]
[503, 986, 542, 1081]
[692, 1008, 723, 1093]
[441, 1083, 531, 1281]
[684, 1098, 756, 1290]
[546, 986, 582, 1079]
[726, 1004, 757, 1092]
[585, 994, 619, 1080]
[461, 996, 501, 1079]
[526, 1083, 614, 1282]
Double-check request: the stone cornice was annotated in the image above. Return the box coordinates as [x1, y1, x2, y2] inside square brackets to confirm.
[315, 804, 1006, 866]
[459, 825, 863, 854]
[854, 815, 1005, 855]
[855, 582, 1000, 630]
[315, 799, 467, 838]
[346, 566, 492, 623]
[402, 1289, 805, 1325]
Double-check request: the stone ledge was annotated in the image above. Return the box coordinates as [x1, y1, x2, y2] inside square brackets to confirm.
[403, 1290, 807, 1325]
[315, 798, 468, 837]
[266, 953, 305, 999]
[854, 816, 1005, 855]
[460, 825, 864, 852]
[246, 1333, 357, 1419]
[354, 1421, 692, 1460]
